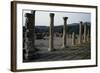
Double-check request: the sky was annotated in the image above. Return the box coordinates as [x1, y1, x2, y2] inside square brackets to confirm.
[23, 10, 91, 26]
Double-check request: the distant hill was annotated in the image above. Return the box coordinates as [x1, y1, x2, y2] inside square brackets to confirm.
[35, 26, 49, 33]
[23, 22, 91, 34]
[67, 22, 90, 34]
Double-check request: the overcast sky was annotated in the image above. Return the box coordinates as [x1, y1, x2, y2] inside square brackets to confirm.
[23, 10, 91, 26]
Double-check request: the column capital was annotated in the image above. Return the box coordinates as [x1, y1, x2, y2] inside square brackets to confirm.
[25, 13, 32, 18]
[63, 17, 68, 20]
[31, 10, 36, 14]
[50, 13, 55, 17]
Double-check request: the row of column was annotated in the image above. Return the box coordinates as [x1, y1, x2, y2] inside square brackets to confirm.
[72, 22, 90, 46]
[24, 10, 90, 59]
[49, 13, 89, 48]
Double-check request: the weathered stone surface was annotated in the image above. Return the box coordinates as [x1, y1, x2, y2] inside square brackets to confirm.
[24, 10, 36, 60]
[72, 32, 75, 45]
[83, 23, 87, 43]
[63, 17, 68, 48]
[79, 21, 82, 44]
[49, 13, 55, 51]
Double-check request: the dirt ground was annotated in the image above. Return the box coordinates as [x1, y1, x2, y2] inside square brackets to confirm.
[23, 37, 91, 62]
[35, 36, 79, 51]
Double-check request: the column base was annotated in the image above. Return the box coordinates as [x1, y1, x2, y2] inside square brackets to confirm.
[47, 48, 56, 51]
[62, 45, 69, 49]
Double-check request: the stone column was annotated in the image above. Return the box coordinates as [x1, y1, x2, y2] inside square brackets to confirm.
[63, 17, 68, 48]
[24, 10, 36, 60]
[83, 23, 87, 43]
[30, 10, 35, 48]
[72, 32, 75, 46]
[79, 21, 82, 44]
[49, 13, 55, 51]
[87, 29, 90, 42]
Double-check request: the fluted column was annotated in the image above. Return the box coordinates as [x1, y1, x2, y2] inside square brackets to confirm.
[63, 17, 68, 48]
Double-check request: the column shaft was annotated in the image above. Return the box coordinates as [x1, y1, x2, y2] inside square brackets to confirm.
[83, 23, 87, 43]
[72, 32, 75, 45]
[79, 21, 82, 44]
[49, 13, 55, 51]
[63, 17, 68, 48]
[87, 29, 90, 42]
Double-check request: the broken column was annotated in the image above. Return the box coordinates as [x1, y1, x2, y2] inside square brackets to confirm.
[63, 17, 68, 48]
[31, 10, 36, 47]
[72, 32, 75, 46]
[49, 13, 55, 51]
[83, 23, 87, 43]
[79, 21, 82, 44]
[24, 10, 36, 60]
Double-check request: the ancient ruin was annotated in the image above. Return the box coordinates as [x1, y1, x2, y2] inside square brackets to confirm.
[24, 10, 36, 59]
[23, 10, 90, 60]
